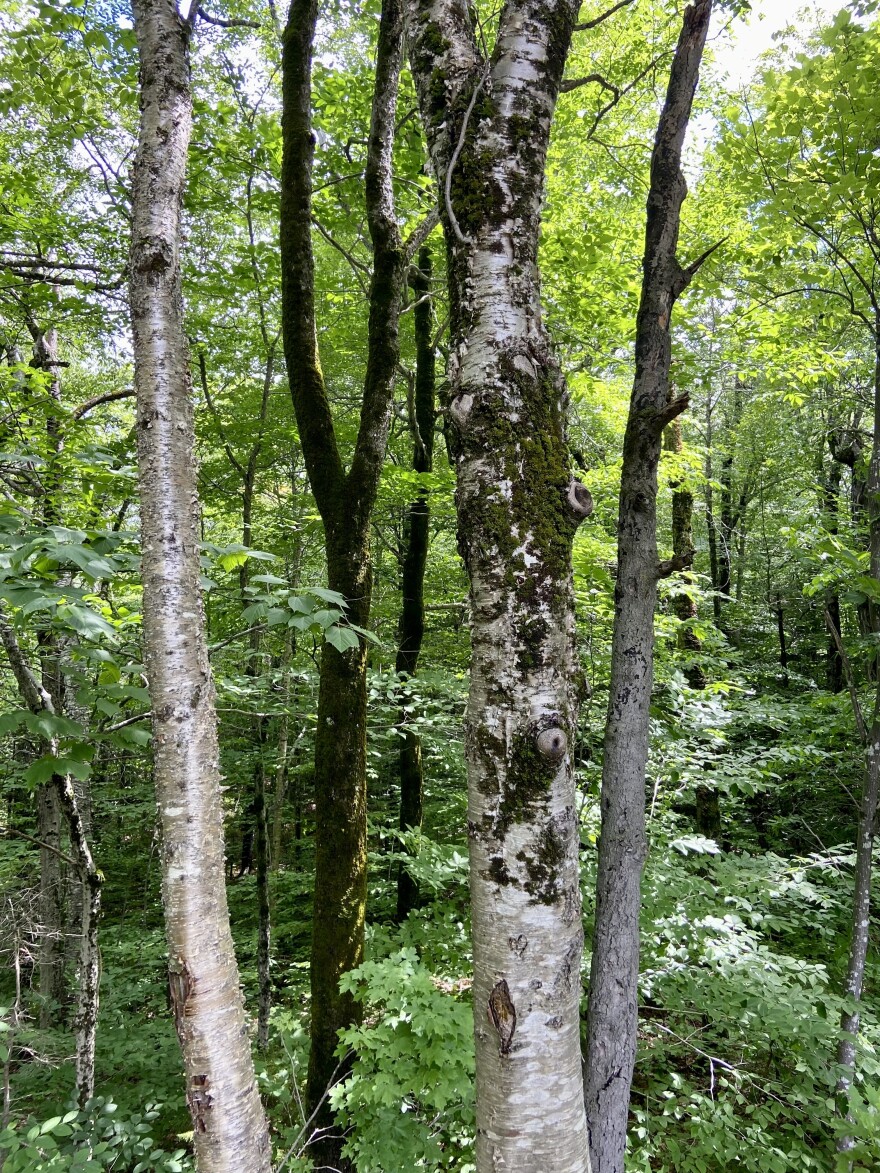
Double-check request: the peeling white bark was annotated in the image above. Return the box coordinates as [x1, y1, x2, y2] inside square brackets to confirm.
[407, 2, 589, 1168]
[129, 2, 271, 1168]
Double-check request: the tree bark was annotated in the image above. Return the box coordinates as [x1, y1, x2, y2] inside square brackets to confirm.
[36, 780, 64, 1028]
[0, 614, 101, 1108]
[129, 1, 271, 1167]
[396, 245, 436, 921]
[280, 0, 406, 1160]
[406, 3, 594, 1168]
[824, 459, 844, 693]
[664, 416, 719, 837]
[26, 311, 70, 1027]
[584, 6, 712, 1171]
[835, 324, 880, 1154]
[254, 737, 271, 1053]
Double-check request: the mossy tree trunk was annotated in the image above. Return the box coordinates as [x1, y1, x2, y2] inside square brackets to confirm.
[584, 5, 713, 1171]
[406, 2, 598, 1168]
[280, 0, 410, 1162]
[129, 0, 271, 1166]
[396, 245, 436, 921]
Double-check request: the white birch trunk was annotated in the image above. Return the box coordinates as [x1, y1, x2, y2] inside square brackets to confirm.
[129, 1, 271, 1167]
[406, 3, 591, 1168]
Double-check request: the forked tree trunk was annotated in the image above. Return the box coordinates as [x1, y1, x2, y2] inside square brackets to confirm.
[406, 2, 595, 1168]
[396, 245, 436, 921]
[585, 5, 713, 1171]
[129, 1, 271, 1167]
[280, 0, 408, 1160]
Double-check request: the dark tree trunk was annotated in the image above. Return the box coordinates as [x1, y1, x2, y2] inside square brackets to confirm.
[776, 591, 789, 685]
[280, 1, 407, 1161]
[396, 246, 436, 921]
[824, 460, 844, 692]
[254, 733, 271, 1053]
[584, 6, 713, 1171]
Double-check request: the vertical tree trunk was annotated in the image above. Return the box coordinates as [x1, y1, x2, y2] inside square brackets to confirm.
[585, 6, 713, 1171]
[396, 245, 436, 921]
[0, 616, 101, 1108]
[821, 456, 844, 692]
[254, 738, 271, 1053]
[664, 416, 719, 837]
[835, 325, 880, 1154]
[280, 1, 406, 1160]
[270, 632, 293, 869]
[775, 591, 789, 685]
[406, 3, 595, 1168]
[27, 312, 69, 1027]
[129, 1, 271, 1167]
[36, 781, 64, 1028]
[704, 393, 722, 625]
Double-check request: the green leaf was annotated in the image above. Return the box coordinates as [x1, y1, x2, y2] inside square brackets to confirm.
[325, 625, 361, 653]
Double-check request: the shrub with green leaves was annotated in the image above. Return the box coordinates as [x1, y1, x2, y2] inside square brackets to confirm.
[0, 1098, 192, 1173]
[331, 949, 475, 1172]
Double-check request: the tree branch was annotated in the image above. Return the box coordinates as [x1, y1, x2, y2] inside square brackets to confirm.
[824, 607, 867, 743]
[72, 388, 136, 421]
[0, 608, 54, 715]
[573, 0, 634, 32]
[196, 6, 259, 27]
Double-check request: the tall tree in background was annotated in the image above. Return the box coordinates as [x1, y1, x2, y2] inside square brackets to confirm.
[280, 0, 432, 1158]
[585, 3, 714, 1169]
[129, 0, 271, 1167]
[727, 16, 880, 1139]
[396, 244, 436, 921]
[406, 0, 597, 1167]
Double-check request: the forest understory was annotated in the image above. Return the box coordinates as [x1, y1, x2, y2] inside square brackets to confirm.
[1, 0, 879, 1170]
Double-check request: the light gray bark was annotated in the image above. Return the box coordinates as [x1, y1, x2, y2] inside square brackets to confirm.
[0, 611, 101, 1107]
[37, 780, 64, 1029]
[584, 5, 713, 1171]
[406, 2, 591, 1168]
[129, 0, 271, 1167]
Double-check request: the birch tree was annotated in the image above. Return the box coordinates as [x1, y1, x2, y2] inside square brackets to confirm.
[129, 0, 271, 1166]
[584, 4, 714, 1170]
[404, 1, 597, 1167]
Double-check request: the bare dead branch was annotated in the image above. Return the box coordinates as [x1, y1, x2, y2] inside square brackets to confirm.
[573, 0, 635, 32]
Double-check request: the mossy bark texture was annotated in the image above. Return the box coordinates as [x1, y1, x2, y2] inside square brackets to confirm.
[584, 5, 712, 1171]
[406, 2, 593, 1169]
[280, 0, 406, 1162]
[129, 1, 271, 1167]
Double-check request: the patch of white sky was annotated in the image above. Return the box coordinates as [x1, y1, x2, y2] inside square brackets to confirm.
[685, 0, 852, 171]
[710, 0, 848, 88]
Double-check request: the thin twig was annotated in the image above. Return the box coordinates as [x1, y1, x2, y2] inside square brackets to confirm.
[824, 607, 866, 743]
[445, 66, 489, 246]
